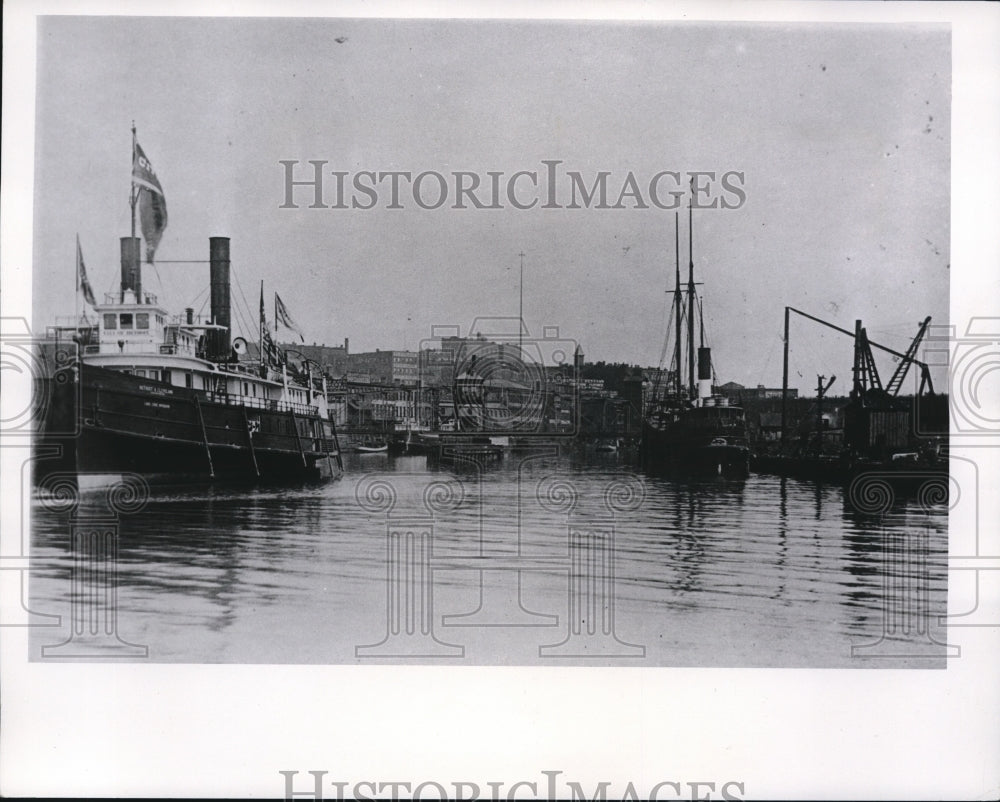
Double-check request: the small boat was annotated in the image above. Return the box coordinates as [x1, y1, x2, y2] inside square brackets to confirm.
[354, 442, 388, 454]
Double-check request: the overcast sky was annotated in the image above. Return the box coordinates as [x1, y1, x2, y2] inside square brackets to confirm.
[32, 17, 949, 392]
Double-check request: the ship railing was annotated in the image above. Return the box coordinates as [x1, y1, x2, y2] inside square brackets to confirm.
[215, 361, 283, 379]
[158, 343, 201, 357]
[51, 317, 100, 329]
[203, 390, 319, 417]
[99, 291, 159, 305]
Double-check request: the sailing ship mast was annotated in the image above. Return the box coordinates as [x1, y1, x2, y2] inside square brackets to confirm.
[674, 212, 683, 396]
[687, 193, 696, 399]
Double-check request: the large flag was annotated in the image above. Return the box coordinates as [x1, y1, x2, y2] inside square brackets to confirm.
[274, 293, 305, 342]
[132, 141, 168, 263]
[76, 235, 97, 308]
[259, 285, 284, 367]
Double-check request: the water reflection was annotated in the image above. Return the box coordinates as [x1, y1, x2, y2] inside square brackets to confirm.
[29, 452, 948, 666]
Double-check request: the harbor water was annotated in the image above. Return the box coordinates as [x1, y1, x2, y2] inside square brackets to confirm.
[28, 451, 951, 667]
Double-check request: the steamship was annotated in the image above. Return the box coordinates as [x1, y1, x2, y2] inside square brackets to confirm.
[640, 206, 750, 477]
[35, 135, 343, 487]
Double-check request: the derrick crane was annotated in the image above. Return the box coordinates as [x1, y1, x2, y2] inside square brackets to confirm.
[854, 324, 884, 396]
[780, 307, 936, 446]
[884, 316, 933, 397]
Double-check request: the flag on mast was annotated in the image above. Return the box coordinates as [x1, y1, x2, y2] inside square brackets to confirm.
[259, 283, 284, 367]
[132, 141, 168, 263]
[76, 234, 97, 308]
[274, 293, 305, 342]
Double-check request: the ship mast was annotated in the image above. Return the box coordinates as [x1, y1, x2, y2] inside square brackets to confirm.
[123, 122, 140, 303]
[259, 280, 265, 369]
[674, 212, 683, 396]
[130, 122, 138, 245]
[687, 189, 695, 399]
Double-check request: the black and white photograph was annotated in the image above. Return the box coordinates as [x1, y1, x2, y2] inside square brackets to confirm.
[2, 1, 998, 799]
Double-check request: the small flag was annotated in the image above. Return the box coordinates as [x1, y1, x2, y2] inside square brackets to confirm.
[274, 293, 305, 342]
[132, 141, 168, 263]
[76, 235, 97, 308]
[259, 285, 284, 367]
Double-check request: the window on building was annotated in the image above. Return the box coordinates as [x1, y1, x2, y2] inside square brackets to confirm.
[136, 313, 149, 329]
[185, 373, 193, 389]
[103, 314, 117, 330]
[135, 370, 146, 378]
[119, 313, 133, 328]
[162, 370, 171, 384]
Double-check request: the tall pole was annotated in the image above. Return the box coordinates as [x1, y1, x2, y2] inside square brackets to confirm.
[815, 374, 824, 452]
[781, 305, 790, 447]
[674, 213, 682, 395]
[518, 250, 525, 356]
[124, 122, 139, 304]
[259, 280, 265, 369]
[687, 194, 695, 399]
[130, 122, 137, 244]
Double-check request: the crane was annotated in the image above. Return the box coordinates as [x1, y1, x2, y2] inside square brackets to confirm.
[780, 307, 936, 445]
[884, 316, 933, 397]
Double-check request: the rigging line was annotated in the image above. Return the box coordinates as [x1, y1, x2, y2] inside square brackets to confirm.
[656, 303, 676, 371]
[149, 260, 165, 303]
[186, 285, 209, 311]
[230, 266, 258, 343]
[232, 292, 254, 343]
[651, 305, 676, 401]
[697, 294, 719, 381]
[230, 274, 255, 343]
[226, 264, 250, 338]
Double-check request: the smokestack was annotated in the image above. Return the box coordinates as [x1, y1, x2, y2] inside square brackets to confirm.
[119, 237, 141, 303]
[697, 346, 712, 401]
[209, 237, 231, 360]
[185, 308, 194, 325]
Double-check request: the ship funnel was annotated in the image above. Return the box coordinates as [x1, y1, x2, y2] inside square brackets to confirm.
[119, 237, 141, 303]
[697, 346, 712, 401]
[209, 237, 231, 360]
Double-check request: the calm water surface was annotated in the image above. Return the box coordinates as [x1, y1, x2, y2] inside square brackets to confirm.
[29, 451, 950, 667]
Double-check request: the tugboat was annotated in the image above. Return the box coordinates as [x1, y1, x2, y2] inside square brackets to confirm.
[34, 129, 343, 488]
[640, 203, 750, 477]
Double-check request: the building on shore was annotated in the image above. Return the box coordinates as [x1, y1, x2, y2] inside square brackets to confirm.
[718, 381, 799, 402]
[278, 339, 351, 376]
[345, 349, 419, 387]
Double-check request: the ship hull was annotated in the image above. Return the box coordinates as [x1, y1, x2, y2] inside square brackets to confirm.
[640, 420, 750, 477]
[751, 453, 946, 487]
[34, 362, 341, 487]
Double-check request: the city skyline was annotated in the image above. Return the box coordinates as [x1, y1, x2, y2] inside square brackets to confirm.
[30, 17, 949, 393]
